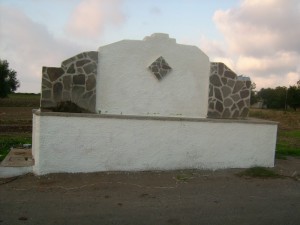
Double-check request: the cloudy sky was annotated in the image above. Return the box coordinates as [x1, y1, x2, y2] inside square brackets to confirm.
[0, 0, 299, 93]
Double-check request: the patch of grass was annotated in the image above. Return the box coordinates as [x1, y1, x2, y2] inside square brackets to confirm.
[276, 143, 300, 156]
[237, 167, 281, 178]
[0, 136, 32, 161]
[276, 130, 300, 156]
[280, 130, 300, 138]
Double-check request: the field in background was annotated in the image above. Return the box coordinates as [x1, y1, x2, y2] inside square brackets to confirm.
[0, 93, 40, 161]
[0, 93, 299, 161]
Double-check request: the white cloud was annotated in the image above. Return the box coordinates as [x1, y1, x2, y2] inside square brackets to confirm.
[209, 0, 300, 90]
[199, 37, 226, 58]
[0, 5, 82, 93]
[236, 51, 300, 75]
[65, 0, 126, 40]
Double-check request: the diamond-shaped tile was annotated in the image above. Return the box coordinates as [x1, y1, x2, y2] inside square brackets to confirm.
[148, 56, 172, 80]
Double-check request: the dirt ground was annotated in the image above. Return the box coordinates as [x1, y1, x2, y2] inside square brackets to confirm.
[0, 157, 299, 225]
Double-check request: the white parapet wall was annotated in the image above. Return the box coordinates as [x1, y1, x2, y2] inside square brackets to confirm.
[96, 33, 210, 118]
[32, 110, 278, 175]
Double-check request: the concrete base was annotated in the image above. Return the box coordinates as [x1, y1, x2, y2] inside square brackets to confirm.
[0, 166, 32, 178]
[0, 148, 34, 178]
[32, 111, 278, 175]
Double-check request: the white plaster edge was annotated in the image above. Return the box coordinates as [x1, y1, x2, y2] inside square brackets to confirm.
[0, 166, 33, 178]
[33, 110, 278, 125]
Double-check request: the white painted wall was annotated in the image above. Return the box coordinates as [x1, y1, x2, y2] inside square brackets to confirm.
[96, 33, 210, 118]
[32, 112, 277, 175]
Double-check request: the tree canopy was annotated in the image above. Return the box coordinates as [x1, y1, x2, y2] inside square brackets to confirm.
[253, 80, 300, 110]
[0, 59, 20, 98]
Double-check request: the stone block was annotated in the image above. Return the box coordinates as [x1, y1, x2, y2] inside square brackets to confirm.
[222, 108, 231, 118]
[215, 101, 224, 113]
[67, 63, 75, 74]
[221, 86, 231, 98]
[62, 56, 77, 68]
[72, 86, 85, 102]
[76, 59, 90, 67]
[237, 100, 245, 110]
[227, 79, 235, 88]
[209, 84, 213, 97]
[240, 107, 249, 117]
[233, 81, 244, 94]
[221, 77, 227, 85]
[210, 75, 222, 87]
[62, 91, 71, 101]
[232, 110, 239, 118]
[47, 67, 64, 82]
[240, 89, 250, 99]
[232, 94, 241, 102]
[63, 75, 72, 91]
[73, 75, 86, 85]
[42, 89, 51, 99]
[224, 70, 236, 79]
[53, 82, 63, 102]
[214, 87, 223, 101]
[224, 98, 233, 107]
[42, 78, 52, 89]
[83, 63, 96, 74]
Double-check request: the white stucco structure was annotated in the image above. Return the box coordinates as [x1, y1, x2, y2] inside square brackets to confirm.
[25, 33, 278, 176]
[32, 111, 277, 175]
[96, 33, 210, 118]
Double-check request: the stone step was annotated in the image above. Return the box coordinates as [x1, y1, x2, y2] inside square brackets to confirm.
[1, 148, 34, 167]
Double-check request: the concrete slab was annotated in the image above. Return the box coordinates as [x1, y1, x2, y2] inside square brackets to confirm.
[0, 148, 34, 178]
[1, 148, 34, 167]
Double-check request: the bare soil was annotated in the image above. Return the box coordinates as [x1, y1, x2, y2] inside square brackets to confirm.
[0, 157, 300, 225]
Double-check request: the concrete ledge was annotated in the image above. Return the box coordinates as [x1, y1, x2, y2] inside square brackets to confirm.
[32, 112, 278, 175]
[34, 109, 278, 125]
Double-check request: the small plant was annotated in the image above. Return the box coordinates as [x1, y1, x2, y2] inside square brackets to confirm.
[237, 167, 282, 178]
[175, 172, 194, 182]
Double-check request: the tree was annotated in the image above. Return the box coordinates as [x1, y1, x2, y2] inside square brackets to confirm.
[257, 87, 286, 109]
[287, 82, 300, 111]
[250, 82, 258, 105]
[0, 59, 20, 98]
[256, 80, 300, 110]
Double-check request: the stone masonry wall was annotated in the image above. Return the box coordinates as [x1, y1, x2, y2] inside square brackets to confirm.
[41, 51, 98, 113]
[207, 62, 251, 118]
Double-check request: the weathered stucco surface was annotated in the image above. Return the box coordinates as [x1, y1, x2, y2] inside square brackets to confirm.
[32, 112, 277, 175]
[96, 33, 210, 118]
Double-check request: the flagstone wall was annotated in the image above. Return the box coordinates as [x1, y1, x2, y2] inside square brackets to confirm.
[41, 51, 98, 113]
[207, 62, 251, 118]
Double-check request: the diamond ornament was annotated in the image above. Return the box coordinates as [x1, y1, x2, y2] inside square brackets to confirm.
[148, 56, 172, 80]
